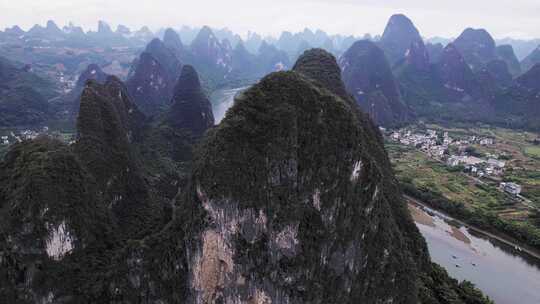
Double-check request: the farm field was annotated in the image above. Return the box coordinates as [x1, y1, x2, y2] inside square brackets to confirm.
[386, 124, 540, 249]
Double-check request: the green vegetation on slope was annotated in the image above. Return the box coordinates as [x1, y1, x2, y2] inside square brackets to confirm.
[0, 56, 59, 127]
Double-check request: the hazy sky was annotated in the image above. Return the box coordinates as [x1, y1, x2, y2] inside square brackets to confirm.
[1, 0, 539, 39]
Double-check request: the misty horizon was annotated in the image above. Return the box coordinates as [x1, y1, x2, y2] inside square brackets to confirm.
[2, 17, 540, 45]
[1, 0, 540, 40]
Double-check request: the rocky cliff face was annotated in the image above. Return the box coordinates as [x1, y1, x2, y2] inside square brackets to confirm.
[379, 14, 424, 66]
[27, 20, 64, 39]
[453, 28, 497, 71]
[515, 63, 540, 90]
[257, 41, 290, 73]
[190, 26, 232, 75]
[0, 137, 114, 302]
[426, 43, 444, 63]
[163, 28, 184, 54]
[496, 44, 522, 76]
[494, 63, 540, 129]
[521, 45, 540, 73]
[435, 43, 480, 100]
[404, 40, 430, 72]
[75, 63, 108, 88]
[145, 38, 183, 83]
[186, 70, 422, 303]
[68, 63, 109, 115]
[340, 40, 410, 126]
[230, 41, 258, 79]
[481, 60, 513, 88]
[178, 51, 489, 304]
[398, 41, 515, 124]
[0, 77, 163, 302]
[126, 51, 176, 115]
[166, 65, 215, 136]
[0, 52, 491, 304]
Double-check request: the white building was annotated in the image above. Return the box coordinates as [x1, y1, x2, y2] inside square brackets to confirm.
[462, 156, 484, 166]
[400, 139, 410, 145]
[447, 156, 462, 167]
[487, 158, 506, 168]
[480, 138, 494, 145]
[500, 182, 522, 195]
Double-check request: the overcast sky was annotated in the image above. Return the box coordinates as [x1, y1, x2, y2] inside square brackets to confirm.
[1, 0, 539, 39]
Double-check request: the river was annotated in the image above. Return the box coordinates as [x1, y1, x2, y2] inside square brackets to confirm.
[209, 86, 249, 123]
[410, 203, 540, 304]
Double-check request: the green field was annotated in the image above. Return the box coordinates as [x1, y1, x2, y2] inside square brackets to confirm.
[420, 124, 540, 207]
[386, 124, 540, 249]
[525, 146, 540, 158]
[387, 143, 516, 211]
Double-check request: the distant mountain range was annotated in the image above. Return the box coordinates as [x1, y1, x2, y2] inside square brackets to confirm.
[0, 17, 539, 130]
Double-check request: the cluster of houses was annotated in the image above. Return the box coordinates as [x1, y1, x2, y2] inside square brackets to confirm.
[446, 155, 506, 177]
[56, 71, 77, 94]
[388, 128, 524, 197]
[1, 127, 52, 147]
[499, 182, 522, 196]
[389, 129, 495, 160]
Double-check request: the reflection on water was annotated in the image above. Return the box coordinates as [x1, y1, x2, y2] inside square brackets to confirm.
[410, 204, 540, 304]
[210, 87, 249, 123]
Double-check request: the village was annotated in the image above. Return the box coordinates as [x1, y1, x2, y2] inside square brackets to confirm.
[385, 127, 523, 197]
[0, 126, 75, 150]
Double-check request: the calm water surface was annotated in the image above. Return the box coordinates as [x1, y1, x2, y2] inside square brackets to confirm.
[410, 204, 540, 304]
[210, 87, 248, 123]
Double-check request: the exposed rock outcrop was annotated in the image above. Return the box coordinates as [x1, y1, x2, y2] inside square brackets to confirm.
[496, 44, 522, 76]
[127, 52, 176, 115]
[435, 43, 480, 100]
[379, 14, 424, 66]
[453, 28, 497, 71]
[75, 63, 108, 88]
[494, 63, 540, 129]
[340, 40, 411, 126]
[190, 26, 232, 75]
[257, 41, 290, 73]
[163, 28, 184, 53]
[521, 45, 540, 73]
[0, 53, 492, 304]
[145, 38, 182, 83]
[0, 137, 114, 301]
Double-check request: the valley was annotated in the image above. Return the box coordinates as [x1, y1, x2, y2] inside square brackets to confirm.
[386, 124, 540, 258]
[409, 202, 540, 304]
[0, 6, 539, 303]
